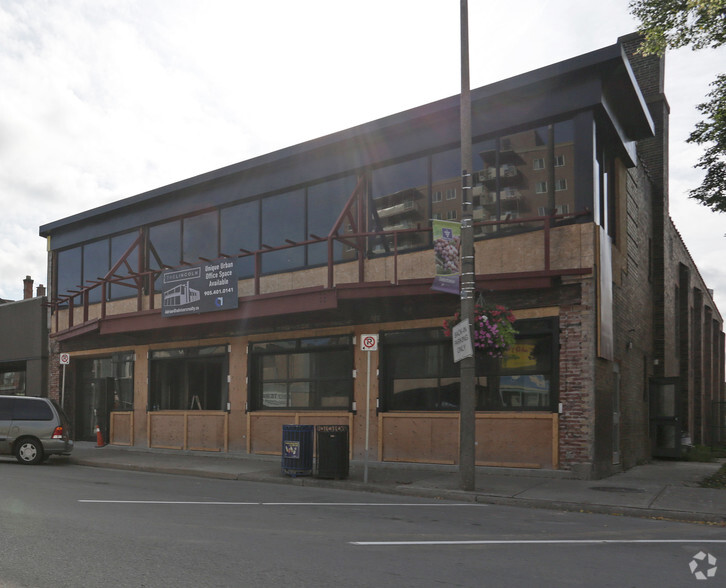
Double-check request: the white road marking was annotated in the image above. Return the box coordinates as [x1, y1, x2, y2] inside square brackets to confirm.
[260, 503, 485, 507]
[79, 500, 259, 505]
[351, 539, 726, 546]
[78, 500, 486, 506]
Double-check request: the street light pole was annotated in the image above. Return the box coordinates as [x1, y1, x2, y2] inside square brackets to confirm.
[459, 0, 476, 492]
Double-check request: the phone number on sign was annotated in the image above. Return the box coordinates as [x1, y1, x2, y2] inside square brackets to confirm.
[204, 287, 235, 296]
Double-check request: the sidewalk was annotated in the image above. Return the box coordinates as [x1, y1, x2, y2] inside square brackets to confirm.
[68, 442, 726, 525]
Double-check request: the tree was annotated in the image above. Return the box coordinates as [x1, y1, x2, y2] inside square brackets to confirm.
[629, 0, 726, 212]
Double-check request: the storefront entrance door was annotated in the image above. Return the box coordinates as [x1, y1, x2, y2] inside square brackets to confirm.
[650, 377, 681, 458]
[76, 373, 113, 442]
[75, 353, 134, 442]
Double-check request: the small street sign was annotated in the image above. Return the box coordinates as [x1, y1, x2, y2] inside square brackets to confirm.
[452, 319, 473, 363]
[361, 334, 379, 352]
[59, 353, 70, 365]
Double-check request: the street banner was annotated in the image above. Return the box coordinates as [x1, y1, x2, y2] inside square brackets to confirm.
[431, 219, 461, 294]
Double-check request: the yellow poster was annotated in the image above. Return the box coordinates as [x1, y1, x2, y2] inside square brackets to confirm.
[501, 342, 536, 370]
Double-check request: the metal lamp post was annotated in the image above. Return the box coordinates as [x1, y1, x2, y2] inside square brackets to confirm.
[459, 0, 476, 492]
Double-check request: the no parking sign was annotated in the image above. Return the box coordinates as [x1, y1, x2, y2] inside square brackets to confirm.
[59, 353, 70, 365]
[360, 334, 379, 484]
[361, 334, 378, 351]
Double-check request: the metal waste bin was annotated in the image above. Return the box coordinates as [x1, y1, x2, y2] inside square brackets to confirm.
[316, 425, 349, 479]
[281, 424, 314, 477]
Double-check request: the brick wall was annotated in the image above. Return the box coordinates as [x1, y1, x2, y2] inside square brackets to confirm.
[612, 162, 656, 469]
[558, 277, 596, 471]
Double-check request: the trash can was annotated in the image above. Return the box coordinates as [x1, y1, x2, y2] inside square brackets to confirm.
[316, 425, 349, 479]
[281, 424, 314, 477]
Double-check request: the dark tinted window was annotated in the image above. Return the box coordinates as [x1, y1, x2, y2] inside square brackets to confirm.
[183, 211, 218, 263]
[381, 319, 558, 412]
[83, 239, 110, 304]
[109, 231, 140, 300]
[261, 190, 305, 273]
[13, 399, 54, 421]
[149, 220, 182, 291]
[0, 398, 14, 420]
[307, 176, 357, 265]
[57, 246, 82, 300]
[220, 200, 259, 278]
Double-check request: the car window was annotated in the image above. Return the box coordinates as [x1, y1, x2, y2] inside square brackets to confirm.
[0, 398, 13, 420]
[51, 400, 70, 426]
[13, 399, 54, 421]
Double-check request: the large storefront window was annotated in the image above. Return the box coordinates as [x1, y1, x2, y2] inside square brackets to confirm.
[261, 189, 306, 273]
[149, 220, 181, 291]
[149, 345, 227, 411]
[183, 210, 219, 264]
[56, 246, 82, 302]
[220, 200, 259, 278]
[307, 176, 357, 265]
[249, 336, 353, 410]
[82, 239, 110, 304]
[52, 119, 583, 306]
[109, 231, 141, 301]
[380, 319, 557, 412]
[471, 119, 576, 235]
[0, 362, 26, 395]
[370, 157, 429, 253]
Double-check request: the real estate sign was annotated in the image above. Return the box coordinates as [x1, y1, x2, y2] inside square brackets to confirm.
[161, 260, 238, 317]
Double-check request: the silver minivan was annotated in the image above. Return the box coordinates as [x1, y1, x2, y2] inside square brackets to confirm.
[0, 396, 74, 464]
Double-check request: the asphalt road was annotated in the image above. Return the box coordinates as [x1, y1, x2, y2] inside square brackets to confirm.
[0, 458, 724, 587]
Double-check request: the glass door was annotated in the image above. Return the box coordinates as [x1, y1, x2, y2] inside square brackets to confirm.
[75, 353, 134, 442]
[76, 367, 113, 442]
[650, 377, 681, 458]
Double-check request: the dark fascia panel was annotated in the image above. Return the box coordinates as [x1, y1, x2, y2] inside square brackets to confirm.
[40, 39, 654, 248]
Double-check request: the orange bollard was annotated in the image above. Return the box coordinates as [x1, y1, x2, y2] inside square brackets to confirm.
[95, 425, 105, 447]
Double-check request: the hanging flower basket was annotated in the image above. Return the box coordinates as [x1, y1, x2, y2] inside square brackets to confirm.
[443, 304, 517, 358]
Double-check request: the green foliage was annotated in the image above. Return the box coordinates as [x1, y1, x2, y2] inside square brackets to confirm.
[629, 0, 726, 212]
[688, 73, 726, 211]
[685, 444, 717, 461]
[629, 0, 726, 54]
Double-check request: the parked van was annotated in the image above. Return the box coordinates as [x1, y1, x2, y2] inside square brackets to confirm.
[0, 396, 73, 464]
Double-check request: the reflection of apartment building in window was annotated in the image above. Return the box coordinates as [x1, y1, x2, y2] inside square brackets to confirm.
[469, 125, 576, 230]
[431, 178, 461, 224]
[39, 34, 723, 479]
[370, 187, 427, 253]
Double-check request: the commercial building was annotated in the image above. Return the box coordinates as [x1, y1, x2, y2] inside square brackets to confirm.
[0, 276, 48, 397]
[39, 34, 724, 478]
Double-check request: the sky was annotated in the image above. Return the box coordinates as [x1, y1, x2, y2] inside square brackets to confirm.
[0, 0, 724, 311]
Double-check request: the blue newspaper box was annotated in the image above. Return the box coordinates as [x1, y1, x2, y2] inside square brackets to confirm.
[281, 424, 314, 477]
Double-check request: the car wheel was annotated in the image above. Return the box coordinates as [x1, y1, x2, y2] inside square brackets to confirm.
[15, 438, 44, 465]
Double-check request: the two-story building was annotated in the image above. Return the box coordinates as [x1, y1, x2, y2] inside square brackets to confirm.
[39, 34, 724, 479]
[0, 276, 48, 397]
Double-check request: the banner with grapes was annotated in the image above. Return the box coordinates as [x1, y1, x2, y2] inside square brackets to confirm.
[431, 219, 461, 294]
